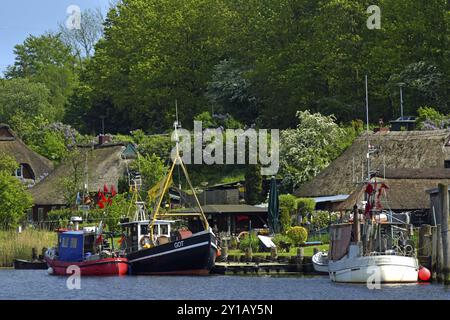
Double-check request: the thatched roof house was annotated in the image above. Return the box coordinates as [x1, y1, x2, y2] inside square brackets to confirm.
[29, 140, 137, 222]
[295, 130, 450, 212]
[335, 168, 450, 212]
[0, 124, 53, 184]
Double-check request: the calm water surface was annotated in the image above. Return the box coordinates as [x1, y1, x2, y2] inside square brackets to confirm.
[1, 270, 450, 300]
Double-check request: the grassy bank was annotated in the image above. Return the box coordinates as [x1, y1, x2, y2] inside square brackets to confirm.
[0, 229, 56, 267]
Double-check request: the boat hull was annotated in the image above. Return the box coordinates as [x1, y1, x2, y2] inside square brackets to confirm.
[14, 259, 48, 270]
[127, 230, 217, 275]
[45, 256, 129, 276]
[312, 252, 329, 274]
[328, 255, 419, 283]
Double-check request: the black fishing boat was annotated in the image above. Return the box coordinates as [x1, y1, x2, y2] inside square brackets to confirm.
[122, 219, 217, 275]
[119, 118, 219, 275]
[13, 259, 47, 270]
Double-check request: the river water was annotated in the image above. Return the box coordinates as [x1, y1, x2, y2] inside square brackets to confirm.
[1, 270, 450, 300]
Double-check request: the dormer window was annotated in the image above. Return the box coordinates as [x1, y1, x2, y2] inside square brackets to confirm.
[14, 165, 23, 178]
[445, 160, 450, 169]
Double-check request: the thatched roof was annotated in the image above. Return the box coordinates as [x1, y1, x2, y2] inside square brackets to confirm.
[335, 175, 450, 211]
[295, 130, 450, 198]
[29, 143, 135, 205]
[0, 124, 53, 180]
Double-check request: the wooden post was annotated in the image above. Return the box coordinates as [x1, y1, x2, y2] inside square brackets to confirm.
[431, 226, 438, 281]
[31, 247, 37, 261]
[418, 225, 432, 257]
[222, 240, 228, 262]
[439, 183, 450, 283]
[270, 246, 278, 261]
[313, 247, 319, 256]
[296, 247, 304, 272]
[353, 205, 360, 242]
[436, 224, 443, 282]
[246, 246, 253, 262]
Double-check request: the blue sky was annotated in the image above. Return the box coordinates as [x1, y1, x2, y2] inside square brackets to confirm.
[0, 0, 112, 76]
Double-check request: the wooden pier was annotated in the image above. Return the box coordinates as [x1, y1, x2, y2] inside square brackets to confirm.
[212, 254, 319, 275]
[418, 183, 450, 283]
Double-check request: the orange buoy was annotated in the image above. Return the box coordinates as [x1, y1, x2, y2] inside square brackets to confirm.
[418, 266, 431, 282]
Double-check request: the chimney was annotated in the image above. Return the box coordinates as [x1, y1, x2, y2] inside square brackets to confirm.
[98, 134, 112, 145]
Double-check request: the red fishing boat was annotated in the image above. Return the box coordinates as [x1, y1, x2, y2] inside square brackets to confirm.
[45, 227, 128, 276]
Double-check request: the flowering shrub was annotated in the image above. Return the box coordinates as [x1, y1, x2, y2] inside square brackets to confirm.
[286, 226, 308, 246]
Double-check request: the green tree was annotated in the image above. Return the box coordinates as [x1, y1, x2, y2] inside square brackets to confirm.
[80, 0, 232, 133]
[280, 110, 347, 190]
[5, 33, 78, 120]
[131, 154, 168, 199]
[0, 79, 53, 124]
[244, 164, 262, 205]
[279, 194, 298, 231]
[296, 198, 316, 224]
[0, 152, 18, 173]
[9, 114, 76, 163]
[0, 157, 33, 229]
[416, 106, 447, 130]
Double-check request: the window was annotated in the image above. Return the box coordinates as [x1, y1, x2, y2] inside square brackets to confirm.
[160, 224, 169, 236]
[62, 237, 69, 248]
[445, 160, 450, 169]
[140, 224, 149, 235]
[70, 238, 78, 249]
[153, 225, 159, 236]
[14, 165, 23, 178]
[37, 208, 44, 222]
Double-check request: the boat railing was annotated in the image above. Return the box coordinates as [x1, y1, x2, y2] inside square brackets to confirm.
[365, 250, 415, 257]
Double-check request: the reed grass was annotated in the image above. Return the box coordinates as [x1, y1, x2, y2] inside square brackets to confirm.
[0, 229, 56, 267]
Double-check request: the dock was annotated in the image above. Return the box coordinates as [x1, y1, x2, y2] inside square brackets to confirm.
[212, 254, 319, 275]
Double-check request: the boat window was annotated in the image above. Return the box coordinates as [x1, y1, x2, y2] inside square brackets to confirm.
[62, 237, 69, 248]
[70, 238, 78, 249]
[140, 224, 149, 235]
[160, 224, 169, 236]
[153, 225, 159, 236]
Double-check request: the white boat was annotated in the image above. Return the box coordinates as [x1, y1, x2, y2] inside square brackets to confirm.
[327, 223, 419, 283]
[326, 75, 419, 283]
[312, 251, 329, 273]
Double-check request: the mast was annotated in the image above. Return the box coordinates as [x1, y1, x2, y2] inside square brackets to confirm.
[365, 75, 370, 182]
[147, 102, 210, 245]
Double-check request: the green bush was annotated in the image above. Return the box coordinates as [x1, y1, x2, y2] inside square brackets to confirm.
[311, 210, 332, 230]
[286, 226, 308, 246]
[279, 194, 298, 232]
[272, 233, 292, 252]
[279, 194, 297, 214]
[296, 198, 315, 216]
[239, 232, 259, 252]
[280, 207, 292, 233]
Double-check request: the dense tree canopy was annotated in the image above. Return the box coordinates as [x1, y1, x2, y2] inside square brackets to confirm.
[5, 33, 78, 120]
[61, 0, 448, 135]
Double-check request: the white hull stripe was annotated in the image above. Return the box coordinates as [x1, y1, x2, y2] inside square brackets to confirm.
[331, 264, 418, 276]
[129, 241, 210, 263]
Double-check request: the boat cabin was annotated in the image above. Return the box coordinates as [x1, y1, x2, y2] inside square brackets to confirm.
[120, 220, 193, 253]
[57, 230, 112, 262]
[58, 231, 94, 262]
